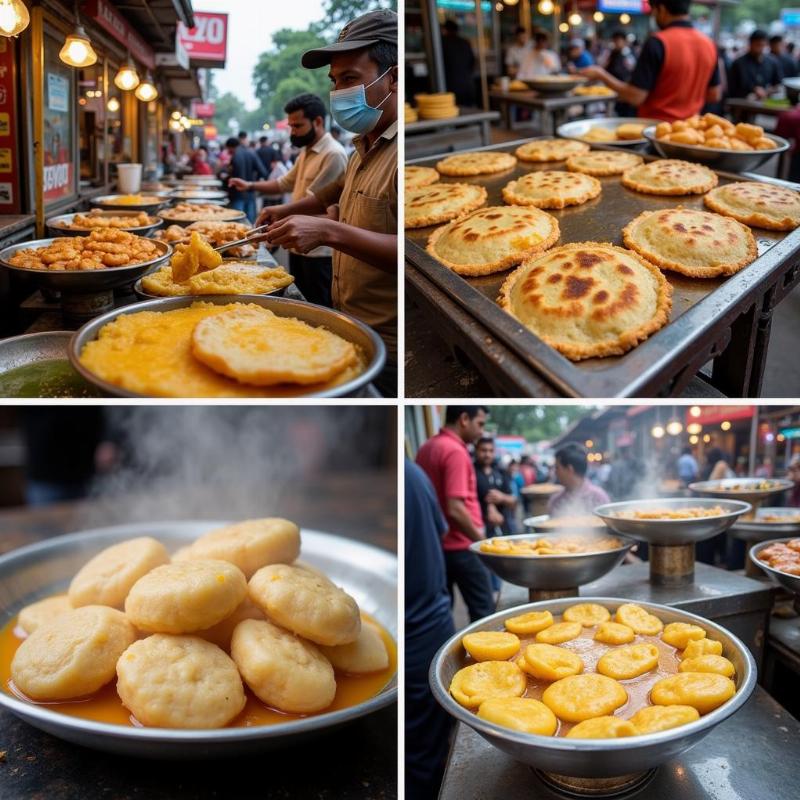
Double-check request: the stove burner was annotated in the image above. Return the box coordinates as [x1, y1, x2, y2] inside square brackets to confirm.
[531, 768, 657, 798]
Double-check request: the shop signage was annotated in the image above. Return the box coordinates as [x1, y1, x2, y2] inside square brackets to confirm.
[47, 74, 68, 112]
[780, 427, 800, 439]
[781, 9, 800, 27]
[0, 37, 19, 211]
[598, 0, 650, 13]
[192, 101, 216, 119]
[203, 124, 218, 140]
[178, 12, 228, 64]
[495, 436, 526, 457]
[684, 406, 754, 426]
[82, 0, 155, 70]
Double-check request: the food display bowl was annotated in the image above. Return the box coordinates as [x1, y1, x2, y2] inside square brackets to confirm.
[557, 117, 663, 149]
[157, 208, 247, 228]
[733, 507, 800, 540]
[179, 176, 224, 188]
[524, 515, 608, 533]
[46, 211, 164, 238]
[522, 76, 588, 95]
[594, 498, 752, 545]
[643, 127, 790, 172]
[69, 294, 386, 399]
[0, 521, 397, 758]
[168, 189, 229, 205]
[91, 194, 171, 213]
[784, 77, 800, 105]
[749, 538, 800, 596]
[429, 596, 756, 779]
[0, 331, 97, 398]
[470, 532, 635, 592]
[688, 478, 794, 506]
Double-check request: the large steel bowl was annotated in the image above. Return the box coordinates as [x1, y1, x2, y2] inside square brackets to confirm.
[643, 126, 790, 172]
[178, 176, 224, 188]
[733, 507, 800, 538]
[749, 537, 800, 595]
[470, 532, 635, 589]
[594, 498, 752, 544]
[169, 189, 229, 205]
[46, 211, 164, 238]
[0, 521, 397, 758]
[557, 117, 664, 149]
[69, 294, 386, 398]
[522, 75, 588, 95]
[158, 207, 247, 228]
[689, 478, 794, 506]
[0, 238, 172, 293]
[430, 596, 756, 778]
[91, 194, 170, 213]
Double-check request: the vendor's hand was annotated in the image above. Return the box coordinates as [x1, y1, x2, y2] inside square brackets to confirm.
[326, 204, 340, 221]
[486, 489, 506, 505]
[579, 65, 603, 81]
[229, 177, 249, 191]
[265, 215, 333, 254]
[255, 204, 287, 228]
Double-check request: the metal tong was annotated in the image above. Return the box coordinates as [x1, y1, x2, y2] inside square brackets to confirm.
[211, 223, 271, 254]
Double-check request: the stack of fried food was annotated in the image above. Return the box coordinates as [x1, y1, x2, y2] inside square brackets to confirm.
[654, 114, 776, 151]
[64, 210, 155, 230]
[8, 229, 159, 271]
[415, 92, 459, 120]
[160, 203, 245, 222]
[156, 220, 256, 258]
[573, 84, 615, 97]
[405, 102, 418, 123]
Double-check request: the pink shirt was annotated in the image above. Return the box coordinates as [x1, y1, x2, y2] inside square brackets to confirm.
[416, 428, 484, 551]
[548, 479, 610, 517]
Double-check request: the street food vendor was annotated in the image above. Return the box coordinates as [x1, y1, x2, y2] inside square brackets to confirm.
[577, 0, 721, 123]
[255, 10, 398, 396]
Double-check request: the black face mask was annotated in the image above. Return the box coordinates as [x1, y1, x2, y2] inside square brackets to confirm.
[290, 128, 316, 148]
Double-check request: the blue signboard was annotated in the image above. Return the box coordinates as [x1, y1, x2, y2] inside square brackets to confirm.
[598, 0, 645, 13]
[781, 9, 800, 27]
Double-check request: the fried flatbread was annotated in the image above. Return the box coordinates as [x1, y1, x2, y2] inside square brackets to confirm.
[405, 182, 487, 228]
[703, 181, 800, 231]
[566, 150, 643, 176]
[621, 159, 717, 196]
[405, 165, 440, 189]
[499, 242, 672, 359]
[515, 139, 590, 163]
[427, 205, 560, 276]
[502, 171, 601, 209]
[436, 151, 517, 176]
[622, 208, 757, 278]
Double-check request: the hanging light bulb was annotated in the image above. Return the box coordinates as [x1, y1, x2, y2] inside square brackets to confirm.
[107, 96, 120, 113]
[115, 58, 140, 91]
[135, 73, 158, 102]
[558, 22, 569, 33]
[666, 420, 683, 436]
[651, 425, 665, 439]
[0, 0, 29, 37]
[171, 110, 182, 120]
[505, 0, 519, 5]
[569, 12, 582, 25]
[594, 11, 604, 22]
[538, 0, 554, 13]
[59, 25, 97, 68]
[495, 2, 504, 10]
[620, 13, 631, 24]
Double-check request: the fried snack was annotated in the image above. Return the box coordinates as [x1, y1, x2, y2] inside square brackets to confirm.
[195, 597, 265, 651]
[536, 621, 582, 645]
[477, 697, 558, 735]
[682, 638, 723, 660]
[597, 643, 659, 680]
[61, 210, 155, 230]
[231, 619, 337, 713]
[629, 705, 699, 734]
[566, 716, 637, 738]
[622, 208, 757, 279]
[621, 159, 718, 196]
[320, 621, 390, 674]
[405, 165, 440, 189]
[504, 610, 554, 635]
[191, 306, 358, 387]
[170, 231, 223, 282]
[68, 537, 170, 609]
[405, 182, 487, 228]
[653, 115, 778, 152]
[117, 634, 246, 727]
[159, 202, 244, 222]
[760, 512, 800, 523]
[542, 674, 627, 722]
[426, 205, 559, 277]
[104, 194, 162, 205]
[615, 603, 664, 635]
[581, 127, 617, 143]
[17, 595, 73, 635]
[757, 539, 800, 575]
[155, 220, 256, 258]
[502, 171, 601, 210]
[651, 672, 735, 715]
[479, 535, 622, 556]
[173, 518, 300, 578]
[141, 261, 293, 297]
[572, 85, 615, 97]
[124, 559, 247, 634]
[499, 242, 672, 360]
[462, 631, 521, 661]
[12, 606, 136, 700]
[594, 621, 635, 645]
[611, 506, 726, 520]
[617, 123, 647, 140]
[449, 660, 527, 708]
[7, 229, 160, 271]
[704, 181, 800, 231]
[662, 622, 706, 649]
[566, 150, 643, 176]
[563, 603, 611, 627]
[436, 151, 517, 176]
[679, 654, 736, 678]
[515, 138, 590, 163]
[521, 643, 583, 681]
[248, 563, 361, 646]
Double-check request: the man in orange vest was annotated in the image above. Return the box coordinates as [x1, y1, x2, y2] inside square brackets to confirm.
[578, 0, 721, 123]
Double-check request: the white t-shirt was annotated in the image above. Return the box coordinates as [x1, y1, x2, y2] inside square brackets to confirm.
[517, 47, 561, 80]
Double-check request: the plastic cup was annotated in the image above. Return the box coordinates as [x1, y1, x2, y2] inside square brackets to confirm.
[117, 163, 143, 194]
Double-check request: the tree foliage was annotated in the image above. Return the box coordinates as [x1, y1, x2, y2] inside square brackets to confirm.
[321, 0, 397, 35]
[485, 406, 595, 444]
[717, 0, 786, 27]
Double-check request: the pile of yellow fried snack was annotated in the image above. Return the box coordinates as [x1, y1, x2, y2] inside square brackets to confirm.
[655, 114, 776, 151]
[11, 519, 389, 729]
[480, 536, 622, 556]
[450, 602, 736, 738]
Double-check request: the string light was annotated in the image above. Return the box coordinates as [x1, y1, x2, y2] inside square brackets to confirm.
[107, 97, 120, 113]
[593, 11, 604, 22]
[538, 0, 554, 13]
[569, 12, 582, 25]
[620, 13, 631, 24]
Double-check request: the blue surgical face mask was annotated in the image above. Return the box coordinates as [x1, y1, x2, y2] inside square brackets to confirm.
[330, 66, 395, 134]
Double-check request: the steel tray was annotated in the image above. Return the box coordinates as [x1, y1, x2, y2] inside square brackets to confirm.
[749, 536, 800, 595]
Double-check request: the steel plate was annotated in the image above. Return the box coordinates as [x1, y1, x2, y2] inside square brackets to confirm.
[557, 117, 663, 148]
[689, 478, 794, 505]
[46, 211, 164, 238]
[732, 507, 800, 537]
[748, 537, 800, 595]
[91, 195, 170, 212]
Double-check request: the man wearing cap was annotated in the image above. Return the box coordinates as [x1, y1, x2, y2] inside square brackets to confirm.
[256, 10, 398, 397]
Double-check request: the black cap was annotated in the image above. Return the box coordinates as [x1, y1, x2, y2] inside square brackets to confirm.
[302, 10, 397, 69]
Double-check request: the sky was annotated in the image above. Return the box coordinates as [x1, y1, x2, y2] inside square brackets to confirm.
[192, 0, 329, 110]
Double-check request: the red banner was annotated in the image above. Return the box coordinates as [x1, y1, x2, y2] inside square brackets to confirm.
[178, 12, 228, 64]
[0, 37, 20, 213]
[82, 0, 155, 70]
[192, 101, 216, 119]
[685, 406, 755, 426]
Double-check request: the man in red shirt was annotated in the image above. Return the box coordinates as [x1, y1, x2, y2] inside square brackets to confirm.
[578, 0, 721, 123]
[416, 406, 495, 621]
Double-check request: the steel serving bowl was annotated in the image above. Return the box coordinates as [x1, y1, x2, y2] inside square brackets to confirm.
[733, 507, 800, 537]
[46, 211, 164, 238]
[522, 75, 588, 95]
[689, 478, 794, 505]
[69, 294, 386, 398]
[748, 537, 800, 595]
[557, 117, 663, 148]
[429, 596, 756, 778]
[643, 126, 790, 172]
[0, 520, 397, 758]
[157, 208, 247, 228]
[169, 189, 229, 205]
[91, 194, 171, 212]
[594, 498, 752, 544]
[0, 238, 173, 294]
[179, 176, 224, 188]
[470, 532, 635, 589]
